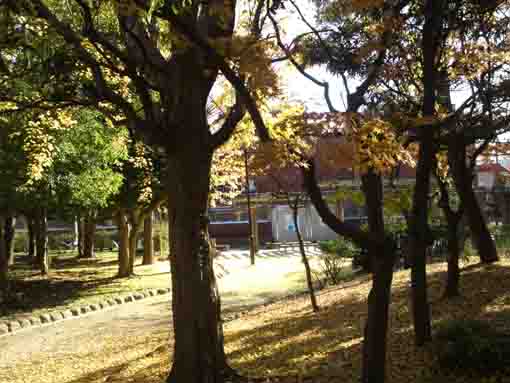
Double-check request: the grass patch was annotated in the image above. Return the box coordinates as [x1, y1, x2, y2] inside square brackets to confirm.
[1, 251, 171, 321]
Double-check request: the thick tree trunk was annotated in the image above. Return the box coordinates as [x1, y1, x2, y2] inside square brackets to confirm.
[166, 149, 230, 383]
[27, 217, 36, 258]
[117, 210, 131, 278]
[291, 198, 319, 312]
[81, 212, 96, 259]
[361, 171, 396, 383]
[449, 135, 498, 263]
[5, 216, 16, 266]
[34, 208, 49, 275]
[143, 213, 155, 265]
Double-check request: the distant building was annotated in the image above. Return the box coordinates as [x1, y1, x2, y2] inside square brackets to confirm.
[476, 163, 510, 189]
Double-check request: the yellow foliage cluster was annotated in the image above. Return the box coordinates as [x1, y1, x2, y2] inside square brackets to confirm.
[128, 141, 154, 203]
[448, 41, 510, 81]
[435, 151, 450, 183]
[22, 110, 77, 185]
[351, 118, 415, 174]
[229, 36, 281, 99]
[251, 104, 312, 175]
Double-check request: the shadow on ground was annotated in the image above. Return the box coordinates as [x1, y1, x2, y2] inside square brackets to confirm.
[224, 262, 510, 382]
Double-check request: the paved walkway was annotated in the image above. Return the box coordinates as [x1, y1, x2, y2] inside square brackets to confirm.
[0, 246, 322, 383]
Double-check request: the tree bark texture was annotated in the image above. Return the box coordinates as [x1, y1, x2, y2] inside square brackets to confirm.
[444, 216, 461, 298]
[361, 171, 396, 383]
[128, 223, 138, 275]
[117, 210, 131, 278]
[0, 216, 9, 292]
[81, 212, 96, 258]
[143, 213, 155, 265]
[291, 198, 319, 312]
[27, 217, 36, 258]
[5, 216, 15, 266]
[448, 135, 498, 263]
[437, 176, 463, 298]
[34, 208, 49, 275]
[77, 214, 85, 258]
[407, 0, 446, 346]
[166, 146, 230, 383]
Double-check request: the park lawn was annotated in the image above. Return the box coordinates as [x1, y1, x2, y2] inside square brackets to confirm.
[1, 251, 172, 321]
[1, 248, 335, 322]
[107, 257, 510, 383]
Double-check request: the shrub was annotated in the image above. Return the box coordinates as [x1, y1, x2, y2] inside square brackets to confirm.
[435, 319, 510, 376]
[318, 238, 356, 258]
[317, 238, 357, 285]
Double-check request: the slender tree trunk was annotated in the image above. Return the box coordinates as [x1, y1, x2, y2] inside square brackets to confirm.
[291, 197, 319, 312]
[409, 136, 434, 346]
[128, 226, 138, 275]
[0, 216, 9, 293]
[27, 217, 36, 258]
[444, 216, 461, 298]
[361, 171, 396, 383]
[34, 208, 49, 275]
[407, 0, 445, 346]
[166, 148, 231, 383]
[143, 213, 155, 265]
[117, 210, 131, 278]
[448, 134, 498, 263]
[5, 216, 16, 266]
[73, 215, 79, 252]
[81, 212, 96, 259]
[77, 213, 85, 258]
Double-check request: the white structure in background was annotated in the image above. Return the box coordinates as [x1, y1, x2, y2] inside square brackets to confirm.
[271, 203, 365, 242]
[476, 163, 510, 189]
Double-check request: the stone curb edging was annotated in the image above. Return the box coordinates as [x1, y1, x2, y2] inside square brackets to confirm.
[0, 287, 171, 337]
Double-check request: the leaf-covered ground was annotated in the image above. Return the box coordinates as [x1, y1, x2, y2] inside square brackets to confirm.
[111, 258, 510, 383]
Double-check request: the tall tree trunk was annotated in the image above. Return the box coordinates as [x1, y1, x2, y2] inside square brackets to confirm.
[291, 198, 319, 312]
[449, 137, 498, 263]
[27, 217, 36, 258]
[361, 171, 396, 383]
[437, 176, 463, 299]
[444, 215, 461, 298]
[408, 140, 434, 346]
[34, 208, 49, 275]
[166, 148, 230, 383]
[0, 216, 9, 293]
[143, 212, 155, 265]
[127, 209, 143, 275]
[5, 216, 16, 266]
[81, 211, 96, 258]
[128, 225, 138, 275]
[407, 0, 445, 346]
[73, 215, 79, 252]
[77, 213, 85, 258]
[117, 210, 131, 278]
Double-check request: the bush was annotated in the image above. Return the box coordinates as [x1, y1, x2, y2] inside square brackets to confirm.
[318, 238, 356, 258]
[317, 238, 357, 285]
[435, 319, 510, 376]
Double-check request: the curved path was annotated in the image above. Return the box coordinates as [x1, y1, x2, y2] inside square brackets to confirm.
[0, 247, 321, 383]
